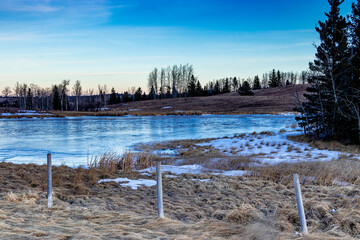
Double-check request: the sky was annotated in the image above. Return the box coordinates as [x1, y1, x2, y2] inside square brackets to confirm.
[0, 0, 356, 92]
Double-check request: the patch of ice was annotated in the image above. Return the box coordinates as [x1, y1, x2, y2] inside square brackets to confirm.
[330, 209, 336, 213]
[161, 106, 172, 109]
[98, 178, 156, 190]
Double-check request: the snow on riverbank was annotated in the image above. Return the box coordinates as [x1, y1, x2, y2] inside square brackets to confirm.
[197, 131, 359, 164]
[139, 164, 250, 177]
[98, 178, 156, 189]
[0, 110, 53, 116]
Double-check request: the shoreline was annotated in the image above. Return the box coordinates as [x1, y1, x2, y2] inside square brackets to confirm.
[0, 110, 300, 119]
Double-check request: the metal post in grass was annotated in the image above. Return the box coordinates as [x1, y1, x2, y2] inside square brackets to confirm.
[155, 160, 164, 218]
[293, 174, 307, 235]
[47, 153, 53, 209]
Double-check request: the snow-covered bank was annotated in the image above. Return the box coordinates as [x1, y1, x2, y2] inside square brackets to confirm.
[98, 178, 156, 189]
[139, 164, 250, 177]
[197, 131, 358, 164]
[0, 110, 53, 116]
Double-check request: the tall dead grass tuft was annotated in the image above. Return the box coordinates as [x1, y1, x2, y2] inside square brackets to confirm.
[87, 151, 156, 182]
[6, 191, 38, 204]
[88, 151, 121, 178]
[134, 152, 156, 170]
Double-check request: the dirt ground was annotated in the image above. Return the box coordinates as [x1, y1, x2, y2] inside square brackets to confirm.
[0, 162, 359, 240]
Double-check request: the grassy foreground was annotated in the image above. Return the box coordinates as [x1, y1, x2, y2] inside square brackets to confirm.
[0, 153, 359, 239]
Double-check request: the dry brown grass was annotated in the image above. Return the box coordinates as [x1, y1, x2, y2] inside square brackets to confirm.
[288, 134, 360, 154]
[251, 159, 360, 186]
[87, 151, 157, 182]
[0, 160, 359, 239]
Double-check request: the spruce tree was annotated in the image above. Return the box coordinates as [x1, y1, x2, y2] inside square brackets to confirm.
[296, 0, 352, 141]
[253, 75, 261, 90]
[134, 87, 142, 101]
[109, 87, 117, 105]
[187, 75, 196, 97]
[238, 81, 254, 96]
[277, 70, 282, 86]
[223, 78, 230, 93]
[269, 69, 279, 87]
[195, 80, 202, 96]
[52, 85, 61, 110]
[214, 81, 221, 94]
[350, 0, 360, 142]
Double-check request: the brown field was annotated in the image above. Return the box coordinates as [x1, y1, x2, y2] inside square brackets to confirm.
[109, 85, 307, 115]
[0, 149, 359, 239]
[0, 85, 307, 118]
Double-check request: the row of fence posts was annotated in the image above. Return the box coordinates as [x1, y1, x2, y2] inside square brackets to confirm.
[45, 154, 307, 234]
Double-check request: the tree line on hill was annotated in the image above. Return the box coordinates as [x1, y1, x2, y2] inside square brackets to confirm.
[146, 64, 309, 98]
[1, 66, 308, 111]
[296, 0, 360, 144]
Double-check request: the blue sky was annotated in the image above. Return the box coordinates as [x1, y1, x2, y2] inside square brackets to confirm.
[0, 0, 356, 92]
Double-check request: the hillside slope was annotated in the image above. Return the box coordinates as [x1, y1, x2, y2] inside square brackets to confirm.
[110, 85, 307, 115]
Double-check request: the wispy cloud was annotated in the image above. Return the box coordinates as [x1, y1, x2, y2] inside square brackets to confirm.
[0, 0, 60, 13]
[12, 5, 60, 13]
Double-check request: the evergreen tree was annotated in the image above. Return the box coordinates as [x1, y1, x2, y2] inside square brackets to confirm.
[134, 87, 142, 101]
[52, 85, 61, 110]
[351, 1, 360, 83]
[187, 75, 196, 97]
[238, 81, 254, 96]
[26, 88, 33, 110]
[269, 69, 279, 87]
[109, 87, 117, 105]
[223, 78, 230, 93]
[122, 91, 130, 102]
[349, 0, 360, 142]
[195, 80, 202, 96]
[149, 85, 156, 100]
[232, 77, 238, 92]
[214, 80, 221, 94]
[253, 75, 261, 90]
[296, 0, 352, 141]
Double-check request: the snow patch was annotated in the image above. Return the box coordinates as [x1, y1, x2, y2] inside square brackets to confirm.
[139, 164, 250, 177]
[191, 179, 213, 182]
[1, 111, 53, 116]
[98, 178, 156, 190]
[161, 106, 173, 109]
[197, 131, 359, 164]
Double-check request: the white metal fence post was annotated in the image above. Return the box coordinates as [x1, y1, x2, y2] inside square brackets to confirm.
[156, 161, 164, 218]
[47, 153, 53, 209]
[293, 174, 308, 234]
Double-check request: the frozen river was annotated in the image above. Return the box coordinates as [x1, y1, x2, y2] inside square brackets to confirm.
[0, 114, 297, 166]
